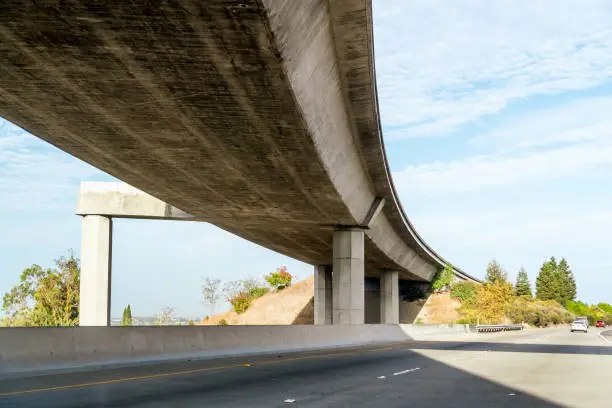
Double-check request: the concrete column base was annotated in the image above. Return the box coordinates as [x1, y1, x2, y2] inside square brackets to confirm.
[380, 270, 399, 324]
[79, 215, 112, 326]
[314, 264, 333, 324]
[332, 228, 365, 324]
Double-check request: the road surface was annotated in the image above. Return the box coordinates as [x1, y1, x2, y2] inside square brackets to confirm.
[1, 327, 610, 407]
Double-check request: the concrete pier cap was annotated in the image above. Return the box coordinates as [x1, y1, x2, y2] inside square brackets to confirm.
[77, 181, 197, 221]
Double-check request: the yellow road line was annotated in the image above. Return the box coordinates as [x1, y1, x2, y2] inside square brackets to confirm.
[0, 345, 397, 397]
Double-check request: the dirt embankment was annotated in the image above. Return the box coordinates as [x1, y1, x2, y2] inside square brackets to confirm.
[414, 292, 462, 324]
[202, 277, 314, 325]
[200, 278, 464, 325]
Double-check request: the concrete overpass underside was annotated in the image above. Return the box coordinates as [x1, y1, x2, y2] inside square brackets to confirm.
[1, 1, 478, 324]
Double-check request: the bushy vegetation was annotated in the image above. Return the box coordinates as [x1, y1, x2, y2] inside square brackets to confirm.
[566, 301, 612, 325]
[458, 280, 514, 324]
[217, 318, 228, 326]
[265, 266, 293, 290]
[225, 281, 270, 315]
[506, 297, 573, 327]
[451, 258, 590, 327]
[599, 302, 612, 315]
[432, 263, 454, 292]
[2, 252, 80, 327]
[247, 286, 269, 299]
[228, 291, 252, 314]
[450, 281, 477, 303]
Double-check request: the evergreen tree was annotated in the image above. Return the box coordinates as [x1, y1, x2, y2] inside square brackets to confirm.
[121, 304, 133, 326]
[514, 267, 532, 297]
[536, 257, 557, 301]
[485, 259, 507, 283]
[536, 257, 577, 305]
[558, 258, 576, 303]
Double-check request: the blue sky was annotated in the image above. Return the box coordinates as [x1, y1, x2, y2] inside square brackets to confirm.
[2, 1, 612, 318]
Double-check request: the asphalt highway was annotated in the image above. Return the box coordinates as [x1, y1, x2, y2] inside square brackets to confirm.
[1, 327, 610, 408]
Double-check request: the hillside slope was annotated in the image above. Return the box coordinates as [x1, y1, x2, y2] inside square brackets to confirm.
[413, 292, 462, 324]
[200, 277, 463, 325]
[202, 277, 314, 325]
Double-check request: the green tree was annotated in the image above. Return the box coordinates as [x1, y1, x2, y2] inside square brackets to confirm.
[485, 260, 507, 284]
[121, 304, 133, 326]
[536, 257, 577, 305]
[432, 263, 454, 292]
[514, 267, 532, 297]
[558, 258, 576, 304]
[598, 303, 612, 314]
[536, 257, 558, 301]
[2, 253, 80, 327]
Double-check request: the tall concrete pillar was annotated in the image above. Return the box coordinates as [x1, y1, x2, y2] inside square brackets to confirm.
[79, 215, 113, 326]
[332, 228, 365, 324]
[314, 264, 333, 324]
[380, 270, 399, 324]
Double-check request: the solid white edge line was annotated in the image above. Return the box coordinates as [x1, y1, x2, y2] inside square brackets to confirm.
[392, 367, 420, 376]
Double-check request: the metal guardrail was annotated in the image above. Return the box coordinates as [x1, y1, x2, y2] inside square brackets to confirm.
[475, 324, 524, 333]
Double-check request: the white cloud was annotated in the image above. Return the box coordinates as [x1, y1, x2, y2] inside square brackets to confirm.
[374, 0, 612, 138]
[392, 94, 612, 194]
[468, 97, 612, 151]
[0, 119, 107, 212]
[394, 139, 612, 194]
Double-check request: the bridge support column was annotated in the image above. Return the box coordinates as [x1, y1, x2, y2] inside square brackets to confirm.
[79, 215, 112, 326]
[380, 270, 399, 324]
[314, 264, 333, 324]
[332, 228, 364, 324]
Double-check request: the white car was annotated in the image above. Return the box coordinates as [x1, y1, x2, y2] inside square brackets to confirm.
[570, 320, 588, 333]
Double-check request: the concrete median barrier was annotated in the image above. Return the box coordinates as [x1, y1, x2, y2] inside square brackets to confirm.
[0, 324, 475, 378]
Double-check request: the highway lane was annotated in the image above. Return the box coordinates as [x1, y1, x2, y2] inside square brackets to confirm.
[602, 329, 612, 343]
[1, 328, 610, 408]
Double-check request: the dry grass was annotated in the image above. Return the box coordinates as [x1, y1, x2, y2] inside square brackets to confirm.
[418, 292, 462, 324]
[202, 276, 314, 325]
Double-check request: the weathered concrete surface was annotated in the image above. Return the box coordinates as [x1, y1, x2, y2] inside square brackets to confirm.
[380, 270, 399, 324]
[77, 181, 195, 220]
[332, 229, 365, 324]
[0, 0, 478, 282]
[314, 264, 333, 325]
[0, 324, 479, 379]
[79, 215, 112, 326]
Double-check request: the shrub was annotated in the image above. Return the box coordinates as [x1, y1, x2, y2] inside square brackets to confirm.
[247, 286, 269, 300]
[457, 280, 514, 324]
[188, 320, 195, 326]
[229, 292, 252, 314]
[218, 318, 228, 326]
[415, 318, 424, 325]
[506, 297, 573, 327]
[456, 317, 477, 324]
[432, 263, 454, 292]
[265, 266, 293, 290]
[598, 302, 612, 314]
[450, 281, 477, 303]
[566, 300, 606, 325]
